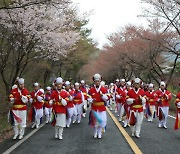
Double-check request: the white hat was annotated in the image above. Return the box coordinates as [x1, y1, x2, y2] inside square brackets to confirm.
[18, 78, 24, 84]
[115, 79, 120, 82]
[120, 79, 125, 82]
[81, 80, 85, 84]
[56, 77, 63, 84]
[126, 81, 131, 86]
[134, 78, 141, 84]
[100, 81, 105, 86]
[149, 83, 154, 88]
[65, 81, 70, 86]
[46, 86, 51, 91]
[39, 88, 44, 94]
[160, 81, 166, 86]
[74, 82, 80, 86]
[93, 73, 102, 81]
[110, 83, 114, 86]
[34, 82, 39, 87]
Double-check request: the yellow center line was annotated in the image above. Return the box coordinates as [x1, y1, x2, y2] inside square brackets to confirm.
[106, 107, 142, 154]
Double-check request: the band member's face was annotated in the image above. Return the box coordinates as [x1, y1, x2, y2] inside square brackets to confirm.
[47, 90, 51, 94]
[34, 86, 39, 91]
[65, 85, 70, 90]
[75, 85, 79, 90]
[149, 87, 153, 91]
[57, 83, 62, 89]
[18, 84, 24, 90]
[94, 80, 100, 86]
[134, 83, 140, 89]
[160, 85, 165, 90]
[121, 82, 125, 87]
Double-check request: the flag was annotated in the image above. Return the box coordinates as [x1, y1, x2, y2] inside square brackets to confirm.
[158, 108, 165, 121]
[28, 107, 35, 122]
[9, 110, 22, 126]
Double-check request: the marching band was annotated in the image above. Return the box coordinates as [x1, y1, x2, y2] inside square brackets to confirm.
[8, 74, 179, 141]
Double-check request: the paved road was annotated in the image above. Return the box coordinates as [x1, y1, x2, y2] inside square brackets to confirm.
[1, 109, 180, 154]
[0, 110, 133, 154]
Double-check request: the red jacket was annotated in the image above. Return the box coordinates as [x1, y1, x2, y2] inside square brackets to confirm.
[51, 89, 69, 114]
[72, 90, 84, 105]
[80, 86, 88, 100]
[44, 93, 52, 108]
[89, 85, 107, 112]
[66, 90, 74, 108]
[127, 88, 145, 112]
[30, 90, 44, 109]
[156, 89, 172, 107]
[115, 87, 126, 104]
[9, 88, 29, 110]
[145, 90, 157, 106]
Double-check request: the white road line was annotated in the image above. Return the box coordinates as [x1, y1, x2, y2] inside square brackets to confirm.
[168, 115, 176, 119]
[3, 123, 46, 154]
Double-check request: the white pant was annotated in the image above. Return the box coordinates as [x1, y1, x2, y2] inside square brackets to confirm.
[73, 103, 83, 122]
[67, 106, 77, 126]
[159, 106, 169, 126]
[147, 105, 155, 121]
[120, 104, 125, 120]
[12, 110, 27, 127]
[117, 103, 122, 116]
[34, 108, 43, 126]
[56, 113, 66, 127]
[130, 111, 144, 136]
[44, 107, 52, 122]
[110, 98, 115, 110]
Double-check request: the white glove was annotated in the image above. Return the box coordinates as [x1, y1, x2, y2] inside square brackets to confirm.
[10, 98, 15, 104]
[29, 98, 33, 103]
[37, 95, 43, 102]
[177, 102, 180, 108]
[61, 99, 67, 106]
[49, 100, 53, 105]
[87, 98, 93, 103]
[69, 96, 73, 101]
[126, 98, 134, 105]
[102, 94, 108, 102]
[116, 95, 121, 99]
[21, 96, 28, 104]
[140, 96, 146, 105]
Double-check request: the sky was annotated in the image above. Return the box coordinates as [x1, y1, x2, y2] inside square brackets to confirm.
[72, 0, 148, 48]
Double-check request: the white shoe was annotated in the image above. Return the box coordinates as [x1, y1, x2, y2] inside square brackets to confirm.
[98, 134, 102, 139]
[77, 121, 80, 124]
[13, 135, 18, 140]
[132, 133, 135, 137]
[135, 134, 140, 138]
[18, 135, 23, 140]
[117, 115, 119, 117]
[72, 121, 76, 124]
[94, 133, 97, 138]
[158, 124, 162, 128]
[82, 113, 86, 118]
[67, 125, 70, 128]
[163, 125, 167, 129]
[118, 118, 122, 122]
[31, 123, 36, 128]
[59, 135, 63, 140]
[36, 124, 39, 129]
[123, 124, 127, 128]
[46, 121, 49, 124]
[147, 119, 151, 122]
[55, 134, 58, 139]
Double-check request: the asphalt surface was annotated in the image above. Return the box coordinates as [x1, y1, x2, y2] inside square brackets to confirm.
[0, 110, 133, 154]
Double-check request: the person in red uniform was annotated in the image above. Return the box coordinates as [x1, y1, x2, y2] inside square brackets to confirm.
[156, 81, 172, 129]
[65, 81, 76, 127]
[29, 83, 44, 129]
[116, 79, 126, 122]
[145, 83, 157, 122]
[80, 80, 89, 118]
[114, 79, 120, 113]
[72, 82, 84, 124]
[50, 77, 69, 140]
[126, 78, 146, 138]
[44, 86, 52, 124]
[123, 81, 132, 128]
[88, 73, 108, 139]
[174, 86, 180, 130]
[9, 78, 29, 140]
